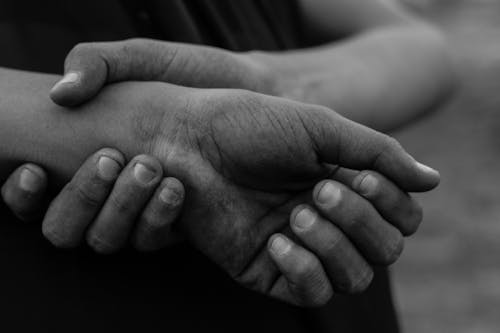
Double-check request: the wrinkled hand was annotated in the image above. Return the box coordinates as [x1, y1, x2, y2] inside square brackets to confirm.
[1, 150, 185, 252]
[108, 82, 438, 306]
[1, 78, 438, 306]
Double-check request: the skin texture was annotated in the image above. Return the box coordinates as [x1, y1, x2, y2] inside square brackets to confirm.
[0, 0, 453, 308]
[99, 83, 437, 305]
[1, 150, 185, 252]
[48, 27, 453, 133]
[0, 70, 438, 306]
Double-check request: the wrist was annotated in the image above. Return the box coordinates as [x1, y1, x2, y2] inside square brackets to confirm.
[240, 51, 288, 98]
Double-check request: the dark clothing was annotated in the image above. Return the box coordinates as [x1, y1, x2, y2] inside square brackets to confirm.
[0, 1, 399, 332]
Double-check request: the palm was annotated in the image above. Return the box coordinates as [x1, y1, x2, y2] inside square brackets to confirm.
[153, 90, 332, 294]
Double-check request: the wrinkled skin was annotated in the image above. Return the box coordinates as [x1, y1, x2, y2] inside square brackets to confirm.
[100, 83, 423, 303]
[159, 91, 331, 291]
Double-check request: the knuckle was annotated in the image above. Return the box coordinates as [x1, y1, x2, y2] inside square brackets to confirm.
[107, 194, 133, 214]
[343, 216, 364, 234]
[69, 42, 95, 58]
[380, 235, 405, 265]
[346, 269, 374, 294]
[374, 136, 403, 168]
[322, 229, 345, 253]
[139, 210, 167, 230]
[401, 204, 424, 236]
[69, 182, 103, 208]
[295, 255, 321, 280]
[386, 136, 403, 151]
[87, 235, 117, 254]
[42, 224, 79, 248]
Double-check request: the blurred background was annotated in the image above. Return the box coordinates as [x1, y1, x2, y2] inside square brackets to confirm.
[392, 0, 500, 332]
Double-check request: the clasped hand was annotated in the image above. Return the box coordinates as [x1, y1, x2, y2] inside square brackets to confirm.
[1, 40, 439, 307]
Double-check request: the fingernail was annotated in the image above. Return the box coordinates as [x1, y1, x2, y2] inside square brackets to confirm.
[19, 168, 41, 193]
[270, 236, 291, 256]
[159, 181, 182, 206]
[317, 182, 341, 206]
[416, 162, 440, 177]
[97, 156, 121, 181]
[358, 174, 378, 196]
[294, 207, 316, 230]
[51, 72, 80, 91]
[134, 163, 156, 185]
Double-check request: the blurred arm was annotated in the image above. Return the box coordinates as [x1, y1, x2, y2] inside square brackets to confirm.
[299, 0, 419, 38]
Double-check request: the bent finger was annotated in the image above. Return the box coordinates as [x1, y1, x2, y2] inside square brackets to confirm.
[86, 155, 163, 254]
[132, 177, 185, 252]
[42, 149, 124, 248]
[302, 105, 440, 192]
[313, 180, 404, 265]
[290, 205, 373, 294]
[268, 234, 333, 307]
[352, 171, 423, 236]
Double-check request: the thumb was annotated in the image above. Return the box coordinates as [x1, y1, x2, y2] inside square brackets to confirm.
[50, 39, 263, 107]
[304, 105, 440, 192]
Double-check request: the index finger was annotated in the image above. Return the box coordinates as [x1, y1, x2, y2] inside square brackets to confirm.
[300, 104, 440, 192]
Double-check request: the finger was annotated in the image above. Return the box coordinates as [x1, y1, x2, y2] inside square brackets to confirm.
[86, 155, 163, 254]
[313, 180, 405, 265]
[330, 168, 423, 236]
[290, 205, 373, 294]
[268, 234, 333, 307]
[352, 171, 423, 236]
[50, 39, 260, 106]
[1, 164, 48, 222]
[132, 177, 185, 252]
[302, 105, 440, 192]
[42, 149, 124, 248]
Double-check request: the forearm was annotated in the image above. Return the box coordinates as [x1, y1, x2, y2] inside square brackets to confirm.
[253, 24, 455, 132]
[0, 68, 142, 185]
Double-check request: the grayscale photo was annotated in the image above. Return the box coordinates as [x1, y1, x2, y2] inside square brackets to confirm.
[0, 0, 497, 332]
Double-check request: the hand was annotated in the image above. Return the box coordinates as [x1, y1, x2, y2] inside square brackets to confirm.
[48, 36, 453, 133]
[1, 149, 185, 253]
[1, 73, 438, 306]
[49, 39, 273, 107]
[97, 82, 438, 306]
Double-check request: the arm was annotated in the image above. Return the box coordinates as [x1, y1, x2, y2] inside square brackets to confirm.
[299, 0, 420, 38]
[51, 26, 454, 132]
[254, 23, 454, 131]
[0, 67, 438, 306]
[0, 68, 175, 182]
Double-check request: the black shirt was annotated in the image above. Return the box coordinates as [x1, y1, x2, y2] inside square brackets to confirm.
[0, 1, 399, 332]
